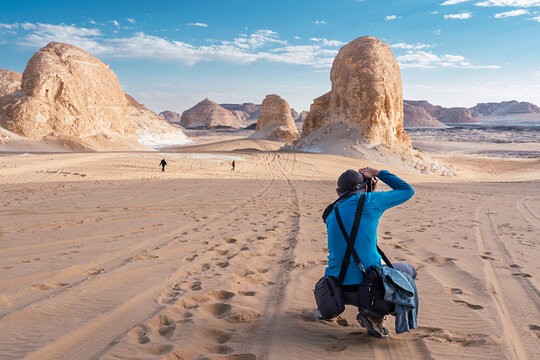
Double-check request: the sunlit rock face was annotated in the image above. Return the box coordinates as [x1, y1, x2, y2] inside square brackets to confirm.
[253, 94, 299, 144]
[0, 42, 136, 144]
[302, 36, 411, 151]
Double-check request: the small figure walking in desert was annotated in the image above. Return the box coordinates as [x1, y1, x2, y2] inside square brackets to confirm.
[160, 158, 167, 172]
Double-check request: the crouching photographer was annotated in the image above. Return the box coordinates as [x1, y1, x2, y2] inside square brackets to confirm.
[314, 167, 418, 338]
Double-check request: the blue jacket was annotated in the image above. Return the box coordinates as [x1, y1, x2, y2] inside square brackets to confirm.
[381, 266, 419, 333]
[324, 170, 414, 284]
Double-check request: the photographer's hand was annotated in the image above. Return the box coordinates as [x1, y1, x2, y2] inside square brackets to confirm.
[359, 167, 380, 178]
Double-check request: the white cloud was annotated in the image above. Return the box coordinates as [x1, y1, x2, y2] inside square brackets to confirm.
[9, 22, 339, 68]
[440, 0, 470, 5]
[444, 12, 474, 19]
[434, 29, 442, 34]
[309, 37, 345, 46]
[187, 22, 208, 27]
[533, 15, 540, 20]
[475, 1, 540, 6]
[17, 23, 103, 52]
[126, 18, 136, 24]
[392, 42, 434, 50]
[294, 36, 301, 40]
[313, 20, 326, 25]
[112, 20, 120, 28]
[494, 9, 529, 17]
[385, 15, 398, 21]
[0, 23, 19, 29]
[397, 50, 500, 69]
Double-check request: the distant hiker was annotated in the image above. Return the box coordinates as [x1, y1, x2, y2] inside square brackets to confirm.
[159, 158, 167, 172]
[315, 167, 418, 338]
[231, 160, 236, 171]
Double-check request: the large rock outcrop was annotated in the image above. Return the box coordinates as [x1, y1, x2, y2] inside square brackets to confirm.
[301, 36, 411, 151]
[302, 92, 331, 135]
[180, 98, 246, 129]
[0, 42, 140, 149]
[126, 95, 190, 148]
[0, 69, 22, 97]
[252, 94, 299, 143]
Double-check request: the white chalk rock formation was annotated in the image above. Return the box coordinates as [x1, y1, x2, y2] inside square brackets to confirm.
[126, 95, 191, 148]
[252, 94, 299, 144]
[301, 36, 411, 151]
[0, 42, 142, 150]
[180, 98, 246, 129]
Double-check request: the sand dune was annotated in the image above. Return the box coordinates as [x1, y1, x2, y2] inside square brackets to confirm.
[0, 140, 539, 359]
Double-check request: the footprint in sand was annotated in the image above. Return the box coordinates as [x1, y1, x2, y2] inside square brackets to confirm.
[85, 267, 104, 276]
[226, 308, 261, 323]
[209, 290, 235, 301]
[453, 299, 484, 310]
[426, 256, 457, 265]
[207, 344, 234, 355]
[197, 327, 233, 344]
[239, 290, 256, 296]
[445, 287, 463, 295]
[200, 303, 232, 318]
[140, 344, 174, 356]
[128, 325, 150, 344]
[32, 282, 68, 291]
[190, 280, 202, 291]
[528, 324, 540, 338]
[132, 253, 159, 261]
[325, 341, 348, 352]
[149, 314, 176, 339]
[158, 290, 179, 305]
[512, 272, 532, 278]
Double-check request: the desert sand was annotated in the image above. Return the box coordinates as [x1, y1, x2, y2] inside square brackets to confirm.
[1, 136, 539, 360]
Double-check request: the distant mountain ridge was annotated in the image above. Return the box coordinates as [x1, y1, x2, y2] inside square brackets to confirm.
[404, 100, 540, 127]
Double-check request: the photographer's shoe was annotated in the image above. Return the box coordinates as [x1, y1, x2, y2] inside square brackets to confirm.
[357, 313, 389, 338]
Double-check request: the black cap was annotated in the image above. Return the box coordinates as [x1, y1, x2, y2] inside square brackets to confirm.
[337, 169, 367, 194]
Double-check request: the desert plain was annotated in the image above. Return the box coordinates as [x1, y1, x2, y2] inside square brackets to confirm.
[0, 135, 539, 360]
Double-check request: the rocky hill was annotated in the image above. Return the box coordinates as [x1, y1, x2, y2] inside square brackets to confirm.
[0, 69, 22, 97]
[0, 42, 188, 150]
[251, 94, 299, 143]
[180, 98, 246, 129]
[404, 100, 474, 125]
[159, 110, 182, 123]
[220, 103, 260, 120]
[470, 101, 540, 117]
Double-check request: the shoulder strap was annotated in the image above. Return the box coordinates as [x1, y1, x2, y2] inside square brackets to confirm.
[335, 194, 365, 284]
[324, 193, 394, 271]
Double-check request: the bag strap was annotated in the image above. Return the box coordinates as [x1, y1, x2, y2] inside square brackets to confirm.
[335, 194, 366, 284]
[377, 246, 393, 268]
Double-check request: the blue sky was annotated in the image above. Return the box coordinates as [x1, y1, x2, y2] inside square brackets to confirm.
[1, 0, 539, 113]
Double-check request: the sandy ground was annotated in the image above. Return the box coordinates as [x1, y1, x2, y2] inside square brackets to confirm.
[1, 138, 539, 360]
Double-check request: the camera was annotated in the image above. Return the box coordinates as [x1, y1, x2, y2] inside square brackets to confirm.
[366, 177, 378, 192]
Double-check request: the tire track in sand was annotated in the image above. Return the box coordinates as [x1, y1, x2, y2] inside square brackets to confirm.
[474, 204, 533, 359]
